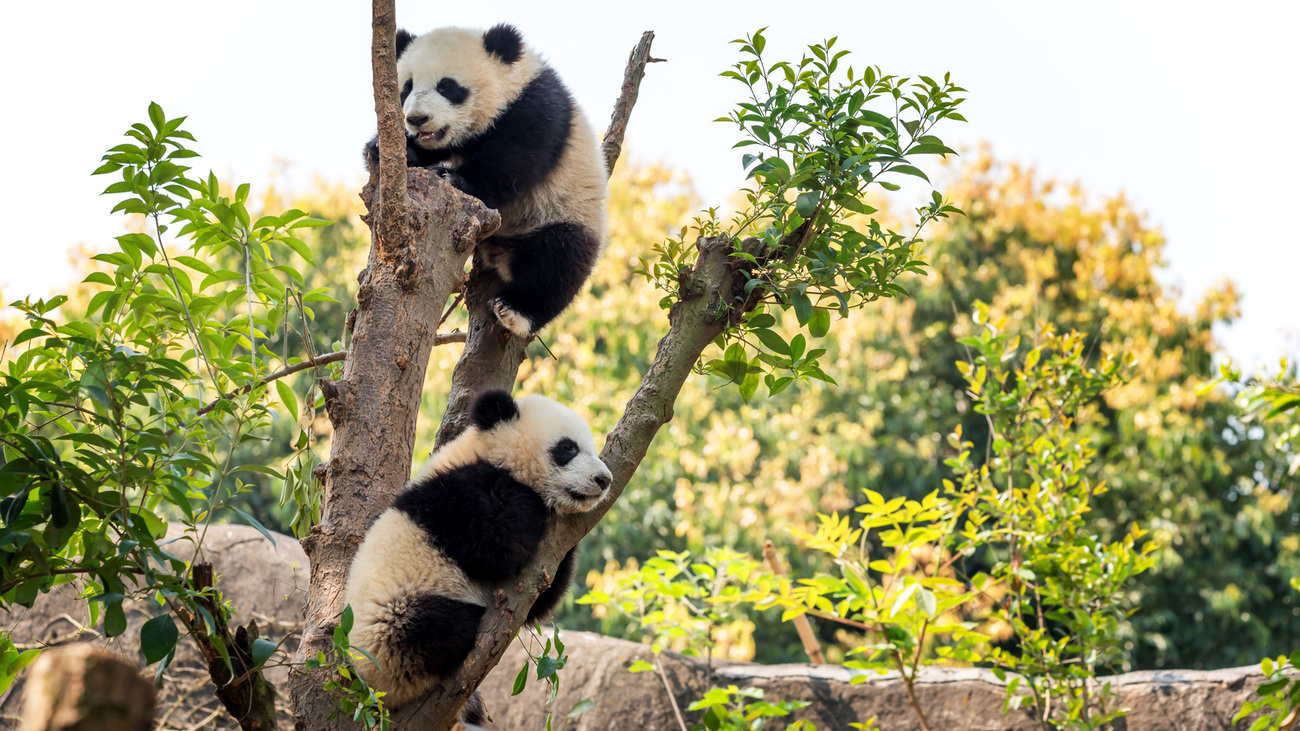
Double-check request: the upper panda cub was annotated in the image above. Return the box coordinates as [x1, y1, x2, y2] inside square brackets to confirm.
[364, 24, 608, 337]
[344, 390, 611, 717]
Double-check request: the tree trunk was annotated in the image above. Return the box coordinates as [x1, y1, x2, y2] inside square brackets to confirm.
[286, 167, 497, 729]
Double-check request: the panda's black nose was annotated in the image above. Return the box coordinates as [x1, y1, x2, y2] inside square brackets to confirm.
[594, 474, 611, 491]
[407, 114, 429, 127]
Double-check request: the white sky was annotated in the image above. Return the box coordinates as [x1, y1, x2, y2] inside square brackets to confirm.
[1, 1, 1295, 366]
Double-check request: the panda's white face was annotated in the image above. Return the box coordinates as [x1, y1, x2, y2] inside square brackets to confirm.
[422, 392, 612, 515]
[506, 395, 612, 514]
[396, 26, 539, 151]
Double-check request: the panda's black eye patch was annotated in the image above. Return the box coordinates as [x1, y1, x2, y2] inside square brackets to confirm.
[550, 438, 580, 467]
[400, 79, 413, 104]
[436, 77, 469, 105]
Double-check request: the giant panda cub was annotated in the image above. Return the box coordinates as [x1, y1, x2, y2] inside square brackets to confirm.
[364, 24, 608, 337]
[344, 390, 611, 717]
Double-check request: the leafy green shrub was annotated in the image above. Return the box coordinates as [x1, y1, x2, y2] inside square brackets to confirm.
[0, 105, 336, 718]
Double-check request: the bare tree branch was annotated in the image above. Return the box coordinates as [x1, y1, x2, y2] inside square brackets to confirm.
[194, 350, 348, 418]
[602, 31, 663, 175]
[370, 0, 408, 255]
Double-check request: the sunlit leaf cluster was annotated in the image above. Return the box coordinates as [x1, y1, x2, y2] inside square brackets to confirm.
[635, 29, 965, 400]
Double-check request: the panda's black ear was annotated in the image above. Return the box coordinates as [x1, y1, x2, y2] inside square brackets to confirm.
[396, 29, 416, 59]
[471, 390, 520, 431]
[483, 24, 523, 64]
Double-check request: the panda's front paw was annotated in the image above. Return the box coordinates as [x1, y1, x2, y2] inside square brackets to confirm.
[490, 298, 534, 337]
[428, 165, 468, 191]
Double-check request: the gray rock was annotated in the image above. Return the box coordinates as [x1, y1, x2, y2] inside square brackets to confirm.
[477, 631, 1271, 731]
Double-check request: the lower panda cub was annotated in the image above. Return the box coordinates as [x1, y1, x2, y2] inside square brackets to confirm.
[344, 390, 612, 720]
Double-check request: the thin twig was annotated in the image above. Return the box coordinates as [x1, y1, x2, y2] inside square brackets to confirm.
[243, 242, 258, 370]
[180, 704, 224, 731]
[892, 649, 933, 731]
[194, 350, 348, 418]
[435, 331, 467, 346]
[439, 291, 464, 328]
[656, 660, 689, 731]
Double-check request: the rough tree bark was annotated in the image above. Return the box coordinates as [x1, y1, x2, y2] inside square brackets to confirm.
[177, 563, 278, 730]
[285, 2, 501, 727]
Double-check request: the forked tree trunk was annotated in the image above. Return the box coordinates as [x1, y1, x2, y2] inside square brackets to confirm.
[287, 14, 662, 729]
[285, 6, 501, 723]
[433, 30, 659, 449]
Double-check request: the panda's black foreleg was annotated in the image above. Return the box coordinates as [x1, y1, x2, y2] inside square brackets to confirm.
[527, 545, 579, 624]
[394, 465, 550, 583]
[488, 223, 600, 336]
[362, 134, 448, 179]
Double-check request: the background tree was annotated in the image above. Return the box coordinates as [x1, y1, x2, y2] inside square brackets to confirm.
[564, 152, 1299, 671]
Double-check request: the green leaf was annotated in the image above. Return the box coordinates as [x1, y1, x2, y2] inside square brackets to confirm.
[148, 102, 166, 132]
[791, 292, 813, 326]
[276, 380, 298, 418]
[250, 638, 277, 668]
[908, 143, 957, 157]
[512, 661, 529, 695]
[140, 613, 179, 665]
[916, 588, 937, 618]
[754, 329, 790, 356]
[566, 699, 596, 719]
[795, 191, 819, 218]
[889, 165, 930, 183]
[226, 505, 277, 548]
[889, 582, 921, 618]
[340, 603, 355, 635]
[808, 307, 830, 338]
[627, 659, 655, 673]
[739, 360, 761, 402]
[536, 655, 558, 680]
[104, 600, 127, 638]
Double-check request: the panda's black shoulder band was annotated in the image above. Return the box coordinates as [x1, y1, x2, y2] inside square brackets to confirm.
[483, 24, 523, 64]
[471, 390, 519, 430]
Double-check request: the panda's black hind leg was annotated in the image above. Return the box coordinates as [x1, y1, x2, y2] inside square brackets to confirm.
[394, 593, 486, 676]
[488, 222, 600, 336]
